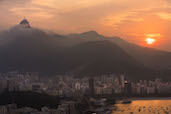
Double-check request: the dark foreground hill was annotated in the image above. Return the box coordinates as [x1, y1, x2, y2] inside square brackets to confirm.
[0, 26, 170, 80]
[0, 91, 60, 110]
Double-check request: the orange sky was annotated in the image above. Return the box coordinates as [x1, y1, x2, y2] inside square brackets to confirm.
[1, 0, 171, 51]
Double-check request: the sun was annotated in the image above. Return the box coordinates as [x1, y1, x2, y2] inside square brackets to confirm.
[145, 38, 156, 45]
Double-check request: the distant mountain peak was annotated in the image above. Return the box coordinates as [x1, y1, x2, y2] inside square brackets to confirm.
[20, 18, 31, 28]
[81, 30, 101, 36]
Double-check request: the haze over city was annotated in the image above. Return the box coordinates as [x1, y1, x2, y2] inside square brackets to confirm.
[1, 0, 171, 51]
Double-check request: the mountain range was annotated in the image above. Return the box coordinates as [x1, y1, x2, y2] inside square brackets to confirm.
[0, 25, 170, 80]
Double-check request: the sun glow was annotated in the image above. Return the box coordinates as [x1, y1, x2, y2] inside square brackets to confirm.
[145, 38, 156, 45]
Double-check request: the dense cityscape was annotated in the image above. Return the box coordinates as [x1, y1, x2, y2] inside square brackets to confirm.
[1, 0, 171, 113]
[0, 72, 170, 114]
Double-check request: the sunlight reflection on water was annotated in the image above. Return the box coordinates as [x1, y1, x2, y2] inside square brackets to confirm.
[112, 99, 171, 114]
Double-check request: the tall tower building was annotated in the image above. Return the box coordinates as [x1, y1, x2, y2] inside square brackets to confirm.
[89, 78, 95, 96]
[124, 81, 132, 97]
[120, 75, 125, 88]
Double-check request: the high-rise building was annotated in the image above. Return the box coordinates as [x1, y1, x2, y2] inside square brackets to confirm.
[124, 81, 132, 96]
[89, 78, 95, 96]
[120, 75, 125, 88]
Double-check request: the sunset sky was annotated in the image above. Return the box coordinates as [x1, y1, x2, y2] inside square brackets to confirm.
[1, 0, 171, 51]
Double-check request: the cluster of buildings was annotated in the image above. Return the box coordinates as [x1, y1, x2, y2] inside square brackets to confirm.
[0, 72, 170, 114]
[0, 72, 170, 97]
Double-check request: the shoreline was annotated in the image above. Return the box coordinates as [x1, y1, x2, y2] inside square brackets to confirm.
[130, 97, 171, 101]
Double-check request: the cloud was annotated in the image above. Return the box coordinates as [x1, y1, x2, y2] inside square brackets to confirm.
[145, 33, 162, 38]
[31, 0, 112, 11]
[165, 0, 171, 3]
[156, 12, 171, 21]
[0, 0, 31, 5]
[100, 12, 144, 28]
[1, 0, 171, 51]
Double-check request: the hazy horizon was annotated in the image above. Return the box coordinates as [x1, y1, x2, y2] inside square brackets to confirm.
[1, 0, 171, 51]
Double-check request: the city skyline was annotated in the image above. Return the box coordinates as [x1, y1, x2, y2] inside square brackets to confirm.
[0, 1, 171, 114]
[0, 72, 170, 113]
